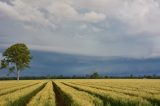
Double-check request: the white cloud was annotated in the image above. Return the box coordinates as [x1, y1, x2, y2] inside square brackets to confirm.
[1, 0, 160, 57]
[1, 0, 160, 32]
[71, 0, 160, 33]
[83, 11, 106, 23]
[115, 0, 160, 33]
[91, 26, 103, 32]
[0, 53, 2, 60]
[0, 1, 19, 19]
[0, 0, 55, 29]
[0, 0, 106, 28]
[79, 24, 88, 30]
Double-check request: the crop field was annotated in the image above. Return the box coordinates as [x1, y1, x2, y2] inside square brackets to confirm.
[0, 79, 160, 106]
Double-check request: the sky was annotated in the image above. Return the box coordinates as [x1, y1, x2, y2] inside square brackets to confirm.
[0, 0, 160, 76]
[1, 50, 160, 76]
[0, 0, 160, 58]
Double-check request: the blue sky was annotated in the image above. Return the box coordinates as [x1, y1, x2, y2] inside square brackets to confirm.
[0, 0, 160, 76]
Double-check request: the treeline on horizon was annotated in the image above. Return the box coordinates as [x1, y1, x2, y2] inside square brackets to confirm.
[0, 72, 160, 80]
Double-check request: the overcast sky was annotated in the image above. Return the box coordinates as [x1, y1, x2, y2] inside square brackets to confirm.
[1, 0, 160, 58]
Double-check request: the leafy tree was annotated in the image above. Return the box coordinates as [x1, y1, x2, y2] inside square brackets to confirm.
[0, 43, 32, 80]
[90, 72, 100, 79]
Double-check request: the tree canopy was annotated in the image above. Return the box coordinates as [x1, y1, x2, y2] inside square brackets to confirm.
[90, 72, 100, 79]
[0, 43, 32, 80]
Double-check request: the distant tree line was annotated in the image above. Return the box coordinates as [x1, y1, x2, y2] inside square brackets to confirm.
[0, 72, 159, 80]
[1, 43, 159, 80]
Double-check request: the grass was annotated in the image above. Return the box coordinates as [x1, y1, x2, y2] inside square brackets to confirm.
[54, 81, 103, 106]
[0, 81, 46, 106]
[27, 81, 56, 106]
[0, 79, 159, 106]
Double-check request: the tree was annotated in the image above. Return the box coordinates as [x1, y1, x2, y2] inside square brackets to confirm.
[130, 74, 133, 78]
[90, 72, 100, 79]
[0, 43, 32, 80]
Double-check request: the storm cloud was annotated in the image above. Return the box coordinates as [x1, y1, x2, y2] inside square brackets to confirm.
[0, 0, 160, 57]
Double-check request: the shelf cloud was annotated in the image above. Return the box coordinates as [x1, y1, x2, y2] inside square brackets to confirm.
[0, 0, 160, 58]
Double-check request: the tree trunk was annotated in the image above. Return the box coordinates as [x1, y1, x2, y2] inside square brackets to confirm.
[17, 71, 19, 80]
[15, 64, 19, 80]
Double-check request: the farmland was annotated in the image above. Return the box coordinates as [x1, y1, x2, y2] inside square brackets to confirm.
[0, 79, 160, 106]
